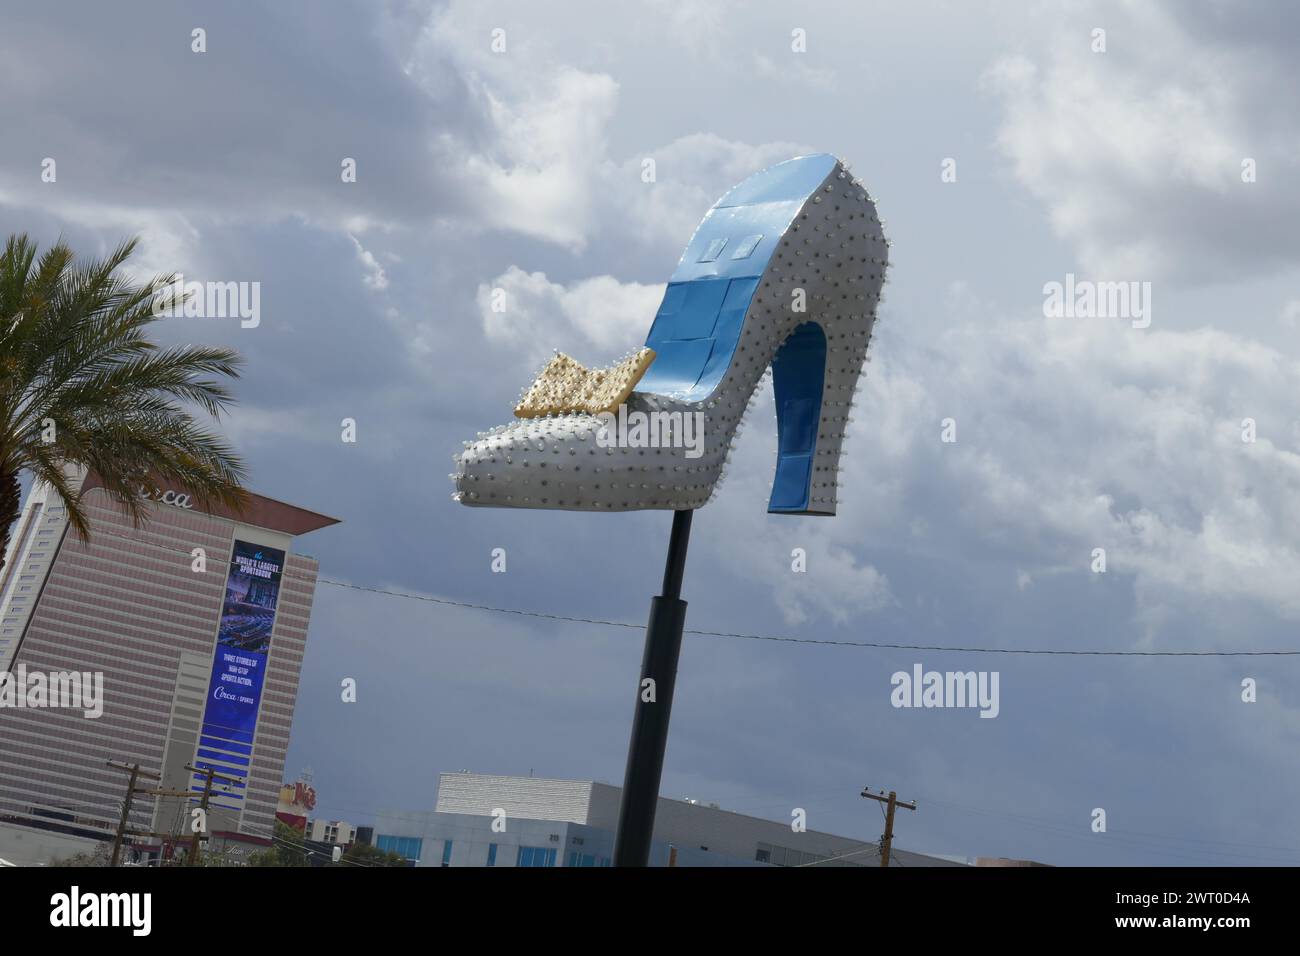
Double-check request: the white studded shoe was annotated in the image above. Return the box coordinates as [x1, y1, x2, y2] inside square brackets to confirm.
[454, 153, 887, 515]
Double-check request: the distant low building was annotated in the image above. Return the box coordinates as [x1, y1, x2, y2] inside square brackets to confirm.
[975, 857, 1051, 867]
[374, 772, 969, 868]
[304, 819, 356, 846]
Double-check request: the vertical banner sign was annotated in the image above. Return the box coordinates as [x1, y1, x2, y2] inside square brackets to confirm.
[194, 541, 286, 806]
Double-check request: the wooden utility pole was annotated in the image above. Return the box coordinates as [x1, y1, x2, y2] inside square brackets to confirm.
[861, 787, 917, 868]
[184, 764, 241, 866]
[106, 761, 161, 866]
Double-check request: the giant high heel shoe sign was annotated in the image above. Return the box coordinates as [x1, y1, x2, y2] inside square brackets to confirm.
[454, 154, 888, 864]
[454, 153, 886, 515]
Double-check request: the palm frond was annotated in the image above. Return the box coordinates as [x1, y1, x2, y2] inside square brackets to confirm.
[0, 233, 248, 541]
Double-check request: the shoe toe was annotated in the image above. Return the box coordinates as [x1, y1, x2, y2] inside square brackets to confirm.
[454, 415, 604, 509]
[453, 408, 718, 511]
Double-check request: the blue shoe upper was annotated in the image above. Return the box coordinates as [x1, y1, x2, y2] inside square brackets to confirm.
[637, 153, 839, 401]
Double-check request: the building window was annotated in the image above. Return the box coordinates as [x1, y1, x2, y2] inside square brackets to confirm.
[756, 847, 771, 864]
[517, 846, 557, 868]
[441, 840, 453, 867]
[376, 834, 424, 862]
[486, 843, 497, 867]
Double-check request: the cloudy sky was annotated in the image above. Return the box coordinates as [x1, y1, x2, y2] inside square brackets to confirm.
[5, 0, 1300, 865]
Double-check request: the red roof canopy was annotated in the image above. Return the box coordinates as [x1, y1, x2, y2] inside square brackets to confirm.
[82, 472, 340, 538]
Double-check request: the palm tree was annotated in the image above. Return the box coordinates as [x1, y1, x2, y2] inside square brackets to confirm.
[0, 234, 248, 573]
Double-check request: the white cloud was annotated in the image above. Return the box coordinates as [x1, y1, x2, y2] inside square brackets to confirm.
[349, 234, 390, 291]
[753, 52, 835, 91]
[876, 312, 1300, 623]
[770, 537, 893, 627]
[416, 2, 807, 253]
[459, 67, 621, 250]
[1282, 299, 1300, 329]
[984, 5, 1300, 281]
[477, 266, 666, 368]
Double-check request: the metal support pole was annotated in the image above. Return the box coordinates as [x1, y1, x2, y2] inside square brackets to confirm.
[613, 509, 693, 867]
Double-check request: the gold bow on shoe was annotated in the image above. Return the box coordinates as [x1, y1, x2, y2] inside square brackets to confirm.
[514, 348, 656, 418]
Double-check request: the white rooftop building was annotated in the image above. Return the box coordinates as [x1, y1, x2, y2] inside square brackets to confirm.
[373, 772, 968, 868]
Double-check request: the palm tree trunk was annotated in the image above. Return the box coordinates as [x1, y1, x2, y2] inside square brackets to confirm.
[0, 470, 22, 578]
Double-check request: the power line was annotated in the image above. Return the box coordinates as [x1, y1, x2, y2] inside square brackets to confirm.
[794, 843, 880, 867]
[267, 834, 375, 867]
[318, 578, 1300, 657]
[917, 795, 1300, 865]
[76, 522, 1299, 656]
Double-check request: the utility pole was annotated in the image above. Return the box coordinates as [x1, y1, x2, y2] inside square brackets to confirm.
[106, 761, 161, 866]
[861, 786, 917, 868]
[184, 764, 241, 866]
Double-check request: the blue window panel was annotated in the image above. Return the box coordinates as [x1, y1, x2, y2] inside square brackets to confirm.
[442, 840, 453, 866]
[567, 850, 579, 868]
[730, 234, 763, 259]
[517, 846, 556, 867]
[698, 237, 728, 262]
[487, 843, 497, 867]
[377, 835, 423, 861]
[694, 276, 758, 391]
[638, 339, 714, 395]
[641, 276, 756, 400]
[648, 279, 728, 342]
[768, 321, 828, 513]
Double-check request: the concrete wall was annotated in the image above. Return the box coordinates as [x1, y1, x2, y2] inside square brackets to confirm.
[0, 821, 103, 866]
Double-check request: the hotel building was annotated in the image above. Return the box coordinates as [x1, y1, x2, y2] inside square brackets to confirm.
[0, 470, 337, 864]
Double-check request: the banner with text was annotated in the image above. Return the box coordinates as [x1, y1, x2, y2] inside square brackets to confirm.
[194, 540, 286, 807]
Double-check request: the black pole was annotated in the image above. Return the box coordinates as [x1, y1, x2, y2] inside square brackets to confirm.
[612, 509, 694, 866]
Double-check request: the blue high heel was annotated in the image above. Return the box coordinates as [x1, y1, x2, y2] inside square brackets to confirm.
[454, 153, 887, 515]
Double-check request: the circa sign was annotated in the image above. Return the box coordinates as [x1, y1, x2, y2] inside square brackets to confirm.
[137, 486, 194, 509]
